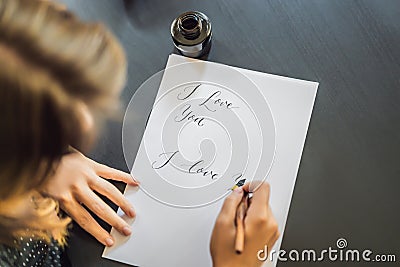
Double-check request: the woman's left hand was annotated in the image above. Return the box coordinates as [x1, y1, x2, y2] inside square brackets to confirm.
[40, 150, 139, 247]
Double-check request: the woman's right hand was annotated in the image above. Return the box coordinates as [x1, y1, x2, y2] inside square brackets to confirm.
[210, 182, 280, 267]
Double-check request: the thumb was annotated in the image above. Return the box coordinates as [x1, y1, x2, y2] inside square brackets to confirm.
[218, 187, 244, 223]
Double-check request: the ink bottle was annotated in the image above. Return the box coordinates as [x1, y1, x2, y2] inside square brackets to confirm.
[171, 11, 212, 58]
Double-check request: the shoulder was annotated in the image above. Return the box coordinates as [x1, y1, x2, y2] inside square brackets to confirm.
[0, 243, 18, 267]
[0, 237, 65, 267]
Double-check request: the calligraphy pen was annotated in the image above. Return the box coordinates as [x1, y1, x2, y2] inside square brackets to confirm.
[231, 178, 250, 254]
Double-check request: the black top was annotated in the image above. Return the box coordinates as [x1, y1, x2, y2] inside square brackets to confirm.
[0, 236, 70, 267]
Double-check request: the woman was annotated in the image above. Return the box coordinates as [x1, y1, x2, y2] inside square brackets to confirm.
[0, 0, 279, 266]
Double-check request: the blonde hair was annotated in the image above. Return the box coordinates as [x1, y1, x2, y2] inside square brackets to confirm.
[0, 0, 126, 245]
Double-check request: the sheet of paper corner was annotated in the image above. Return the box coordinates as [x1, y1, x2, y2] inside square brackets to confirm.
[103, 54, 318, 267]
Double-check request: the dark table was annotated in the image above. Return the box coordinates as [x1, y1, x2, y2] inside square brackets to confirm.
[61, 1, 400, 266]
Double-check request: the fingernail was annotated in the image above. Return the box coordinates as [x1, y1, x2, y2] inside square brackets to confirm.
[234, 187, 243, 194]
[128, 207, 136, 217]
[122, 226, 132, 236]
[105, 237, 114, 247]
[131, 176, 140, 184]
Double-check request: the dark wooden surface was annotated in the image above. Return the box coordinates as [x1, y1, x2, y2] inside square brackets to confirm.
[60, 1, 400, 266]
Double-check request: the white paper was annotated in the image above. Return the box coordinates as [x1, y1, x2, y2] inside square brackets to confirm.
[103, 54, 318, 267]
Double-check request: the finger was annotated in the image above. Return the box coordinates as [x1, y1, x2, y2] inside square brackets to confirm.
[217, 187, 244, 225]
[243, 181, 270, 215]
[61, 200, 115, 247]
[91, 160, 139, 186]
[90, 175, 136, 218]
[77, 188, 132, 237]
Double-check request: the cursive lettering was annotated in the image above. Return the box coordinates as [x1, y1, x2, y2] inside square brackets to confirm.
[152, 151, 179, 169]
[199, 90, 239, 112]
[177, 84, 202, 100]
[174, 104, 205, 127]
[188, 160, 219, 180]
[152, 150, 219, 181]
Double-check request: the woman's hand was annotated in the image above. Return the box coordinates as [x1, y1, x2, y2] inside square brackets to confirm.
[40, 150, 139, 247]
[210, 182, 279, 267]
